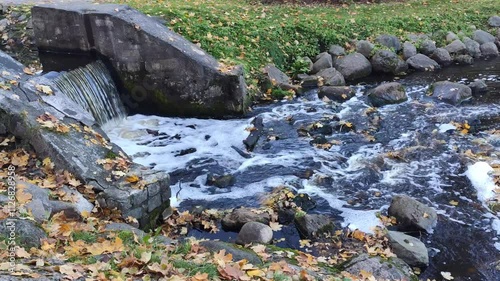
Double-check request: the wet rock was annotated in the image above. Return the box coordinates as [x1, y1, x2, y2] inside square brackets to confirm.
[293, 193, 316, 212]
[297, 74, 319, 90]
[370, 50, 408, 75]
[261, 64, 299, 92]
[200, 240, 262, 265]
[311, 52, 333, 74]
[236, 222, 273, 245]
[454, 54, 474, 65]
[463, 37, 482, 58]
[333, 53, 372, 81]
[488, 16, 500, 27]
[328, 44, 345, 58]
[375, 34, 402, 52]
[318, 86, 355, 103]
[309, 135, 328, 145]
[278, 208, 296, 225]
[175, 148, 196, 156]
[406, 54, 440, 71]
[445, 39, 466, 55]
[294, 169, 314, 180]
[206, 174, 236, 188]
[387, 231, 429, 267]
[469, 79, 488, 95]
[388, 194, 437, 233]
[243, 116, 263, 152]
[294, 214, 333, 239]
[344, 254, 415, 281]
[0, 219, 47, 249]
[221, 208, 270, 232]
[310, 123, 333, 136]
[418, 39, 437, 55]
[402, 42, 417, 60]
[368, 82, 407, 107]
[356, 40, 375, 58]
[429, 81, 472, 105]
[316, 67, 345, 86]
[473, 29, 496, 44]
[431, 48, 452, 66]
[480, 42, 499, 57]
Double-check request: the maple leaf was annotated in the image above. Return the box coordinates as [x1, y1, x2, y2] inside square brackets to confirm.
[140, 251, 152, 263]
[218, 264, 245, 280]
[213, 249, 233, 267]
[59, 264, 84, 280]
[441, 271, 454, 280]
[35, 84, 53, 95]
[16, 189, 32, 204]
[125, 174, 140, 183]
[15, 247, 31, 258]
[269, 221, 282, 231]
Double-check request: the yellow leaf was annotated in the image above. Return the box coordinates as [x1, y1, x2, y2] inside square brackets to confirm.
[125, 175, 140, 183]
[246, 269, 265, 277]
[15, 247, 31, 258]
[16, 189, 32, 204]
[449, 200, 459, 206]
[35, 84, 53, 95]
[140, 251, 152, 263]
[269, 221, 282, 231]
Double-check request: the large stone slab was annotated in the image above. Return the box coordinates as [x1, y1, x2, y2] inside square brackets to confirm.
[0, 51, 170, 230]
[31, 4, 247, 118]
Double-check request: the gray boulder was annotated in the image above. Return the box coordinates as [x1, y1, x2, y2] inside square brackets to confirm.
[104, 222, 174, 245]
[402, 42, 417, 60]
[480, 42, 499, 57]
[445, 39, 466, 55]
[328, 44, 346, 57]
[368, 82, 407, 107]
[431, 48, 452, 66]
[261, 64, 299, 92]
[388, 195, 437, 233]
[488, 16, 500, 27]
[464, 37, 482, 58]
[311, 52, 333, 74]
[418, 39, 437, 55]
[387, 231, 429, 267]
[445, 31, 459, 42]
[375, 34, 402, 52]
[333, 53, 372, 81]
[200, 240, 262, 265]
[430, 81, 472, 105]
[469, 79, 488, 95]
[297, 74, 319, 90]
[294, 214, 334, 239]
[407, 33, 429, 42]
[406, 54, 440, 71]
[316, 67, 345, 86]
[0, 219, 47, 249]
[221, 208, 270, 232]
[356, 40, 375, 58]
[473, 29, 496, 44]
[32, 4, 247, 118]
[318, 86, 355, 103]
[236, 222, 273, 245]
[370, 50, 408, 75]
[344, 254, 415, 281]
[454, 54, 474, 65]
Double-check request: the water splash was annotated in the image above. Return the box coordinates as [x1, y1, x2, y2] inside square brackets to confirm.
[53, 61, 126, 125]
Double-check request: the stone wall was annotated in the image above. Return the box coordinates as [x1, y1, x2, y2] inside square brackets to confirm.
[31, 3, 247, 118]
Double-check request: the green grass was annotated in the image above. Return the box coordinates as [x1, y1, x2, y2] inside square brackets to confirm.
[72, 231, 98, 243]
[114, 0, 500, 82]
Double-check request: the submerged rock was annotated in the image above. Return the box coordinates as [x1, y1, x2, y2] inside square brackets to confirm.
[333, 53, 372, 81]
[294, 214, 333, 239]
[368, 82, 407, 107]
[429, 81, 472, 105]
[236, 222, 273, 245]
[387, 231, 429, 267]
[206, 174, 236, 188]
[243, 116, 263, 152]
[388, 195, 437, 233]
[344, 254, 415, 281]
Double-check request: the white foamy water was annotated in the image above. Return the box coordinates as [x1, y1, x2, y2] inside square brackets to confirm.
[464, 162, 496, 204]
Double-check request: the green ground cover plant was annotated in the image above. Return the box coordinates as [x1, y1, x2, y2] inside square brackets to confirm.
[115, 0, 499, 83]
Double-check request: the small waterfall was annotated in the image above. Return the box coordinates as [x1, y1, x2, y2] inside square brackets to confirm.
[53, 61, 126, 125]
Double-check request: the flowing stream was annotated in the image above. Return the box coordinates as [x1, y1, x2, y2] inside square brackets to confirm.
[102, 58, 500, 281]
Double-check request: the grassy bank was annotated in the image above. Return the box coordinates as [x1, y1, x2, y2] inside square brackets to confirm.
[115, 0, 500, 82]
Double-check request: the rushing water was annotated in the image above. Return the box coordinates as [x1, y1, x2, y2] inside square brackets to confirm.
[104, 58, 500, 281]
[53, 61, 127, 125]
